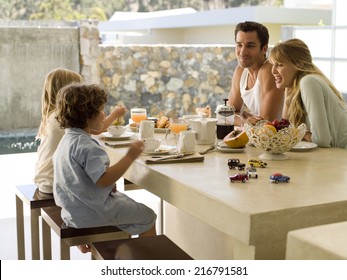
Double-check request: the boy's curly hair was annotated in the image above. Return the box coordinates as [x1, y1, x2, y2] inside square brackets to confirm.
[56, 83, 107, 129]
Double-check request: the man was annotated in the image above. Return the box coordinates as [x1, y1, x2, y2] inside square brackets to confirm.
[228, 21, 284, 125]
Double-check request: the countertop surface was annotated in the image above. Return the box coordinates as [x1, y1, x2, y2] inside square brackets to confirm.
[97, 133, 347, 259]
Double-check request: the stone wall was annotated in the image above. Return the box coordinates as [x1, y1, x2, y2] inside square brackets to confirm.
[97, 45, 236, 122]
[80, 20, 237, 123]
[1, 20, 237, 130]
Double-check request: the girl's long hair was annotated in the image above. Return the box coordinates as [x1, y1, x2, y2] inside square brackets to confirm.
[270, 39, 345, 127]
[36, 68, 83, 139]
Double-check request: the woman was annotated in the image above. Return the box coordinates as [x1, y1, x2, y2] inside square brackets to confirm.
[269, 38, 347, 148]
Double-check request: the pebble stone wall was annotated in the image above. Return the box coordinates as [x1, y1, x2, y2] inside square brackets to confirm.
[80, 20, 238, 122]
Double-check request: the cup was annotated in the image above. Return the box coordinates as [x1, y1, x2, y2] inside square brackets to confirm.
[143, 138, 161, 153]
[178, 130, 196, 154]
[139, 120, 154, 139]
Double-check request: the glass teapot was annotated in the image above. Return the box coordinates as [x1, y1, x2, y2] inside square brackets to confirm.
[215, 99, 235, 139]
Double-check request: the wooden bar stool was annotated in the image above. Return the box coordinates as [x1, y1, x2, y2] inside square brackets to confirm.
[91, 235, 193, 260]
[14, 184, 55, 260]
[41, 206, 129, 260]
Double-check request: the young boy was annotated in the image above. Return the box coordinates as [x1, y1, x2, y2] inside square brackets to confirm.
[53, 83, 156, 253]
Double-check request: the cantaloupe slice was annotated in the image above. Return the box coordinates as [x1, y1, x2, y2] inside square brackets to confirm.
[223, 129, 249, 148]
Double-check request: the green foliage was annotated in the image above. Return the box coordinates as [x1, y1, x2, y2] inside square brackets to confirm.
[0, 0, 275, 21]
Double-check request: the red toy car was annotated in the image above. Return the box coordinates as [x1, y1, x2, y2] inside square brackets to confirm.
[229, 173, 249, 183]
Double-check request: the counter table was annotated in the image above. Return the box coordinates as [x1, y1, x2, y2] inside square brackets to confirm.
[97, 135, 347, 259]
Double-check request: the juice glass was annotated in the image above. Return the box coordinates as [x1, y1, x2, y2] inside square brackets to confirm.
[131, 108, 147, 124]
[169, 117, 188, 135]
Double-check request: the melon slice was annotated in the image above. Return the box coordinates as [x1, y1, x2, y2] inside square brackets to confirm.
[223, 129, 249, 148]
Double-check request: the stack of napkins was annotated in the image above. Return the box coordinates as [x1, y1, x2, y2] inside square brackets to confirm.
[105, 141, 136, 148]
[143, 152, 204, 164]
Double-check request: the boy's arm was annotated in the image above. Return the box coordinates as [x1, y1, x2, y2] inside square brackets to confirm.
[96, 140, 144, 187]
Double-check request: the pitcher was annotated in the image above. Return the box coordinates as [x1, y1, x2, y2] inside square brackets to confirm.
[189, 115, 217, 145]
[178, 130, 196, 153]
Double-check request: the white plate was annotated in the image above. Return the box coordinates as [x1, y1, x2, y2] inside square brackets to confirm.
[290, 141, 318, 151]
[101, 131, 134, 141]
[216, 142, 245, 153]
[143, 145, 175, 155]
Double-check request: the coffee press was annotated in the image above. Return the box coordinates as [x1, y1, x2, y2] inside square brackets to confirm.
[215, 99, 235, 139]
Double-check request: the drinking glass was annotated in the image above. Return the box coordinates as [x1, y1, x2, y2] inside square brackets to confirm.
[169, 117, 188, 135]
[131, 108, 147, 124]
[168, 117, 188, 146]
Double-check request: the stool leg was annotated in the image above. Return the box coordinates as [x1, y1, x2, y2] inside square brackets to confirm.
[160, 198, 164, 234]
[42, 218, 52, 260]
[15, 195, 25, 260]
[30, 208, 40, 260]
[60, 241, 70, 260]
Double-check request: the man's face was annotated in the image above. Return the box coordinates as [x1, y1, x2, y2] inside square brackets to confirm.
[235, 31, 267, 68]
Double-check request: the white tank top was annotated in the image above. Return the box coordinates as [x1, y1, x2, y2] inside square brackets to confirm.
[239, 68, 261, 116]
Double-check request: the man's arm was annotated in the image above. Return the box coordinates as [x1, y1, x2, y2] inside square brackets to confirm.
[227, 66, 244, 112]
[227, 66, 245, 126]
[258, 63, 285, 121]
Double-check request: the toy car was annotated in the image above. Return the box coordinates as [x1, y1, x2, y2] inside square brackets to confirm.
[269, 173, 290, 183]
[248, 159, 267, 168]
[229, 173, 249, 183]
[228, 158, 246, 170]
[246, 166, 258, 178]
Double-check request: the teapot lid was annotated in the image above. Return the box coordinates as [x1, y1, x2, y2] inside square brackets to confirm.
[191, 116, 217, 123]
[216, 99, 235, 116]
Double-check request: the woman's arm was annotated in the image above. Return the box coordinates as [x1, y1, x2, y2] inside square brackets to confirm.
[300, 76, 332, 147]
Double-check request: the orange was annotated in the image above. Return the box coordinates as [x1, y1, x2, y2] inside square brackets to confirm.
[264, 124, 277, 134]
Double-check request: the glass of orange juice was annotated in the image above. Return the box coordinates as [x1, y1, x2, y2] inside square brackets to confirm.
[169, 117, 188, 137]
[131, 108, 147, 124]
[169, 118, 188, 134]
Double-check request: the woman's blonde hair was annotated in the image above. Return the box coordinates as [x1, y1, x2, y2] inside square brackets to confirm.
[269, 38, 345, 127]
[36, 68, 83, 139]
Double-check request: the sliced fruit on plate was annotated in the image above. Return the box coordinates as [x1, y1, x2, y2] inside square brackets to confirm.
[223, 129, 249, 148]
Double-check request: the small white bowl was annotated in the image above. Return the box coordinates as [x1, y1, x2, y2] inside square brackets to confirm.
[143, 138, 161, 152]
[107, 125, 126, 137]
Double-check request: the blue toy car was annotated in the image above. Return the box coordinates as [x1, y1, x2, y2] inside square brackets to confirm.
[269, 173, 290, 183]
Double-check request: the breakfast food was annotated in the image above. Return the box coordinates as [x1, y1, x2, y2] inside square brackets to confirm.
[112, 117, 125, 126]
[223, 129, 249, 148]
[265, 118, 290, 132]
[130, 116, 169, 129]
[156, 116, 169, 128]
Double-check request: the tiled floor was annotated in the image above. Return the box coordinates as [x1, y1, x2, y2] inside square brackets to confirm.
[0, 152, 161, 260]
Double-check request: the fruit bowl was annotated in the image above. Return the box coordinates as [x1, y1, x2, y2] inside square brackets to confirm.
[244, 120, 307, 160]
